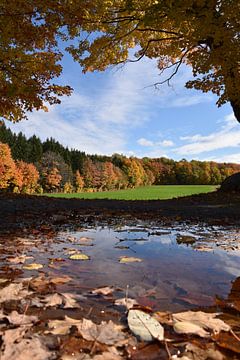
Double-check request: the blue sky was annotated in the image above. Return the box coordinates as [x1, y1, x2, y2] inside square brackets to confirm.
[9, 51, 240, 163]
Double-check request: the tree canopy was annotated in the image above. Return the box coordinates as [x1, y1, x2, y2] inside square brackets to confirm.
[1, 1, 240, 122]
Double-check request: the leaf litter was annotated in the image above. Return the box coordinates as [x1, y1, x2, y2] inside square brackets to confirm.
[0, 224, 240, 359]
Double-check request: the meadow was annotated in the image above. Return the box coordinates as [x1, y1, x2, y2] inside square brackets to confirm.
[46, 185, 217, 201]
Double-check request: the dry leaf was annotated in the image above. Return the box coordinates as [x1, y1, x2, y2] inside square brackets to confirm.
[7, 255, 33, 264]
[92, 286, 115, 296]
[128, 309, 164, 342]
[119, 257, 142, 263]
[69, 253, 90, 260]
[173, 321, 209, 337]
[44, 293, 63, 307]
[47, 316, 81, 335]
[77, 318, 127, 346]
[173, 311, 230, 334]
[23, 263, 43, 270]
[0, 283, 32, 303]
[1, 330, 53, 360]
[0, 310, 38, 325]
[114, 297, 138, 309]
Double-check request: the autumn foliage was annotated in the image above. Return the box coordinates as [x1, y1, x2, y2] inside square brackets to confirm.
[0, 1, 239, 122]
[1, 124, 240, 194]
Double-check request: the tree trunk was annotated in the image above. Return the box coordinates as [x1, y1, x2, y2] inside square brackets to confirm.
[230, 100, 240, 123]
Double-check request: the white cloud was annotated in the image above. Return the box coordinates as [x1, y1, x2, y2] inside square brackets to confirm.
[137, 138, 154, 147]
[161, 140, 174, 147]
[207, 153, 240, 164]
[175, 113, 240, 156]
[137, 137, 174, 148]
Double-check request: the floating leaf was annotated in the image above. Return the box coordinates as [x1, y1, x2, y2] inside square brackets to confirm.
[69, 253, 90, 261]
[127, 309, 164, 342]
[22, 263, 43, 270]
[114, 297, 138, 309]
[119, 256, 142, 263]
[92, 286, 115, 296]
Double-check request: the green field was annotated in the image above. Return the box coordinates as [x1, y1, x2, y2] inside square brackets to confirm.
[46, 185, 217, 200]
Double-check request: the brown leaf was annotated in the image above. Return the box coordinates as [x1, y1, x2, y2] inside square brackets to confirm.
[173, 311, 230, 334]
[92, 286, 115, 296]
[77, 318, 127, 346]
[0, 310, 38, 325]
[0, 283, 32, 303]
[213, 331, 240, 354]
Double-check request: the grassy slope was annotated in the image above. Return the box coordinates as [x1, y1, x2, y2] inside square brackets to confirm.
[46, 185, 217, 200]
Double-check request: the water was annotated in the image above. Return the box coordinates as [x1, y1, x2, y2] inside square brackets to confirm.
[1, 222, 240, 312]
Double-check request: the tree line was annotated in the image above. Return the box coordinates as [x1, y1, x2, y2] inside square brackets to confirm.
[0, 124, 240, 194]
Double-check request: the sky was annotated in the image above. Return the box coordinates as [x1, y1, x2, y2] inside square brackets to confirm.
[8, 50, 240, 163]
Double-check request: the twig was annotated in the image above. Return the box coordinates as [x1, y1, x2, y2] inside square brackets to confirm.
[231, 329, 240, 342]
[164, 339, 172, 359]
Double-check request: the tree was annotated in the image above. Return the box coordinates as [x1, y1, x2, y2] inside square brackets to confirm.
[1, 1, 239, 123]
[0, 143, 17, 190]
[42, 167, 62, 192]
[74, 0, 240, 122]
[75, 170, 84, 192]
[16, 161, 39, 193]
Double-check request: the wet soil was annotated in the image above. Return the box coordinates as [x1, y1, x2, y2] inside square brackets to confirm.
[1, 190, 240, 232]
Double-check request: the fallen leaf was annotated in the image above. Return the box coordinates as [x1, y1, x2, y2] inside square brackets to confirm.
[114, 298, 138, 309]
[77, 318, 127, 346]
[7, 255, 33, 264]
[173, 321, 209, 337]
[0, 310, 38, 325]
[173, 311, 230, 334]
[62, 293, 80, 308]
[127, 309, 164, 342]
[213, 331, 240, 354]
[44, 293, 63, 307]
[1, 329, 53, 360]
[119, 257, 142, 263]
[0, 283, 32, 303]
[69, 253, 90, 261]
[23, 263, 43, 270]
[92, 286, 115, 296]
[47, 316, 81, 335]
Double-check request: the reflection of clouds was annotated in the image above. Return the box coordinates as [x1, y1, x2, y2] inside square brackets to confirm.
[215, 251, 240, 277]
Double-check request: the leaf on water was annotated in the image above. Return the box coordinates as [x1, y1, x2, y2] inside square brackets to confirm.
[47, 316, 81, 335]
[50, 275, 72, 285]
[92, 286, 115, 296]
[22, 263, 43, 270]
[153, 311, 173, 326]
[127, 309, 164, 342]
[7, 255, 33, 264]
[69, 253, 90, 260]
[119, 256, 142, 263]
[173, 311, 230, 334]
[62, 293, 80, 308]
[43, 293, 63, 307]
[114, 298, 138, 310]
[173, 321, 209, 337]
[76, 318, 127, 346]
[0, 310, 38, 325]
[79, 237, 93, 242]
[0, 283, 32, 303]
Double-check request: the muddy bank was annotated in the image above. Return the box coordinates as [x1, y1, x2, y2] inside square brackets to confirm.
[0, 190, 240, 231]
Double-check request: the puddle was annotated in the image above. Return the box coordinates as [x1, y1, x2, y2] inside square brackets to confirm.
[1, 222, 240, 313]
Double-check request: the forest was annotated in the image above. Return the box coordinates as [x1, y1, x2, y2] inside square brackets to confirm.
[1, 124, 240, 194]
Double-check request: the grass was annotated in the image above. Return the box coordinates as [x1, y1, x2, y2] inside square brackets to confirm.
[45, 185, 217, 201]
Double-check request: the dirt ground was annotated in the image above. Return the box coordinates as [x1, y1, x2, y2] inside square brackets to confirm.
[1, 190, 240, 231]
